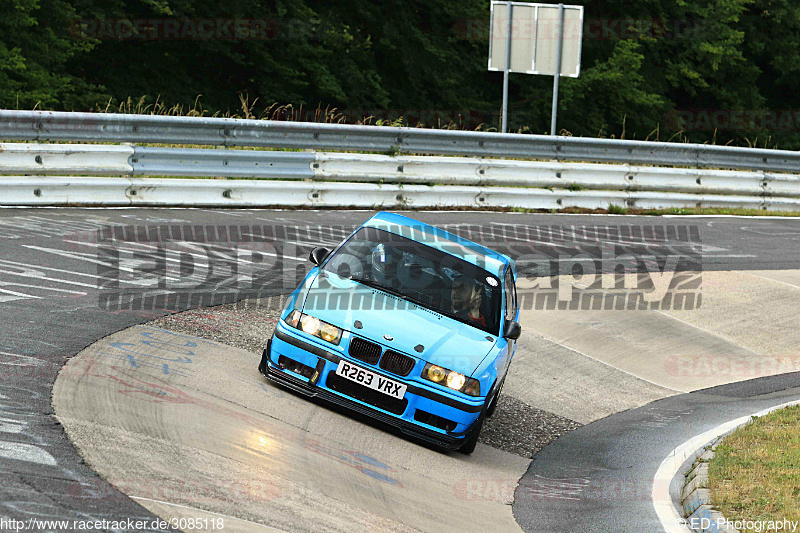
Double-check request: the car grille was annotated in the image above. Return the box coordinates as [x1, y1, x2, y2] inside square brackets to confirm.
[379, 350, 415, 376]
[326, 373, 408, 415]
[349, 336, 381, 365]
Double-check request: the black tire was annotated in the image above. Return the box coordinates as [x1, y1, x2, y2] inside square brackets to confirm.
[485, 381, 504, 419]
[458, 416, 483, 454]
[459, 386, 498, 454]
[258, 345, 269, 376]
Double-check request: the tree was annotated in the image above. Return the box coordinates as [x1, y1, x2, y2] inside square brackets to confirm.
[0, 0, 107, 109]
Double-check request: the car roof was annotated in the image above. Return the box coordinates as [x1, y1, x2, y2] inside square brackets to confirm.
[361, 212, 514, 276]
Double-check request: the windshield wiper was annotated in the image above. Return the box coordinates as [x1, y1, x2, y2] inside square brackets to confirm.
[348, 277, 432, 308]
[431, 307, 469, 324]
[348, 276, 406, 298]
[348, 277, 474, 326]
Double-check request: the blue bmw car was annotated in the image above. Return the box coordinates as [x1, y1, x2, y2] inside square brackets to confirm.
[259, 212, 521, 453]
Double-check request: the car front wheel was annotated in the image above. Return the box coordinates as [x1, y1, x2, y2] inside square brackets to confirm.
[458, 416, 483, 454]
[458, 387, 497, 454]
[485, 380, 504, 419]
[258, 342, 270, 376]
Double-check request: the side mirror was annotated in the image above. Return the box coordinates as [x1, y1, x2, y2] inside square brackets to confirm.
[309, 247, 331, 266]
[503, 320, 521, 340]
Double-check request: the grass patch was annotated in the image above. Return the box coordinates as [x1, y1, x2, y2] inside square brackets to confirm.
[627, 207, 800, 217]
[708, 405, 800, 530]
[483, 206, 800, 216]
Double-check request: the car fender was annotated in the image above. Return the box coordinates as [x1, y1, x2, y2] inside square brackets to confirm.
[281, 267, 320, 322]
[470, 342, 506, 402]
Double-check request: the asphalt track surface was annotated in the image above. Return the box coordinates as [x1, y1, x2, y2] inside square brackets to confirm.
[1, 208, 799, 532]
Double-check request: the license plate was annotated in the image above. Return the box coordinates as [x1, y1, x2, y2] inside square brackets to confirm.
[335, 360, 407, 400]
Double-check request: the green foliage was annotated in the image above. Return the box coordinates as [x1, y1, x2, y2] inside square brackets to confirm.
[558, 40, 667, 138]
[1, 0, 799, 148]
[0, 0, 107, 109]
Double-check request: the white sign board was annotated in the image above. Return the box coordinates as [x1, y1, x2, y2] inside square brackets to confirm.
[488, 2, 583, 77]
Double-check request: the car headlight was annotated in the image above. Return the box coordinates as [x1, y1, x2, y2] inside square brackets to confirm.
[286, 309, 301, 328]
[319, 323, 341, 343]
[421, 363, 481, 396]
[285, 311, 342, 345]
[300, 315, 321, 335]
[427, 365, 446, 383]
[446, 371, 466, 391]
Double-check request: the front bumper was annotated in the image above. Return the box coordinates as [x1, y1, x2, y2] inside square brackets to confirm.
[265, 325, 485, 450]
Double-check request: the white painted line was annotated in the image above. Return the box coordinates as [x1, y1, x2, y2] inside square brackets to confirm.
[0, 267, 98, 288]
[0, 441, 57, 466]
[0, 352, 42, 367]
[652, 398, 800, 533]
[662, 215, 800, 219]
[651, 309, 760, 356]
[0, 293, 37, 303]
[0, 418, 25, 433]
[0, 283, 85, 296]
[541, 338, 685, 394]
[561, 275, 762, 366]
[744, 272, 800, 290]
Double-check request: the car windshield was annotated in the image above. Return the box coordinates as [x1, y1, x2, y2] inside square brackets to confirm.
[322, 227, 502, 335]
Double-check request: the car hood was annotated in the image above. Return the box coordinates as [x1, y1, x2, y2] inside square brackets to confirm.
[301, 273, 497, 376]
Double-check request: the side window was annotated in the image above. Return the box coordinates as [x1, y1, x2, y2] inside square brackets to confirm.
[504, 268, 516, 322]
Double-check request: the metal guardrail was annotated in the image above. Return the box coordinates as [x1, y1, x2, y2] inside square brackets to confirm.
[131, 147, 315, 178]
[0, 142, 134, 175]
[2, 144, 799, 199]
[2, 110, 800, 172]
[1, 112, 799, 209]
[4, 176, 800, 209]
[1, 143, 799, 209]
[313, 153, 800, 198]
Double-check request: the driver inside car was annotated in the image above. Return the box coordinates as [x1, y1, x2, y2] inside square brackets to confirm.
[450, 275, 486, 328]
[371, 243, 400, 285]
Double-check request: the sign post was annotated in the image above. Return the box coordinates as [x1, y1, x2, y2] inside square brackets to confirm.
[489, 2, 583, 135]
[550, 3, 565, 136]
[501, 1, 513, 133]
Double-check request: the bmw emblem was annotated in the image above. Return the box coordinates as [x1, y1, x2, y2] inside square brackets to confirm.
[383, 334, 394, 341]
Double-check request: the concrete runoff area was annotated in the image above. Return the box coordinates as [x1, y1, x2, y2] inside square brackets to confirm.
[660, 269, 800, 359]
[502, 331, 675, 424]
[517, 270, 800, 394]
[51, 267, 797, 532]
[53, 325, 529, 533]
